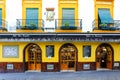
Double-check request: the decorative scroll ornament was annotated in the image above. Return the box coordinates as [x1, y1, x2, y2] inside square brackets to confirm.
[45, 8, 55, 21]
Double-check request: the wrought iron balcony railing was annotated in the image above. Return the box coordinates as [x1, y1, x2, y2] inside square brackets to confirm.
[0, 19, 8, 30]
[92, 19, 120, 30]
[59, 0, 78, 3]
[114, 20, 120, 30]
[55, 19, 82, 30]
[59, 0, 78, 1]
[16, 19, 44, 30]
[23, 0, 41, 1]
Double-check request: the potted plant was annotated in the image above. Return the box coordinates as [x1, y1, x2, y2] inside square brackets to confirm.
[99, 23, 108, 30]
[64, 22, 69, 26]
[2, 27, 7, 31]
[99, 23, 116, 30]
[27, 23, 37, 30]
[2, 27, 7, 32]
[0, 27, 7, 32]
[21, 25, 28, 30]
[61, 22, 77, 30]
[61, 22, 70, 30]
[99, 23, 107, 27]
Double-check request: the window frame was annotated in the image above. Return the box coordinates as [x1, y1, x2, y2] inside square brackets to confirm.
[46, 45, 54, 58]
[83, 45, 91, 58]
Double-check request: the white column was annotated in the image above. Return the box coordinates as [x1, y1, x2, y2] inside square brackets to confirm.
[79, 0, 94, 32]
[42, 0, 58, 32]
[6, 0, 22, 32]
[114, 0, 120, 20]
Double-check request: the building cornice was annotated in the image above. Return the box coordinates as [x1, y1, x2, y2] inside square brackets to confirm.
[0, 32, 120, 42]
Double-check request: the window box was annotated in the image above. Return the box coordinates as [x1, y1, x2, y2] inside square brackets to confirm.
[101, 26, 116, 30]
[27, 26, 37, 30]
[20, 25, 37, 30]
[16, 29, 43, 33]
[20, 23, 37, 30]
[99, 23, 116, 30]
[0, 27, 7, 32]
[61, 26, 77, 30]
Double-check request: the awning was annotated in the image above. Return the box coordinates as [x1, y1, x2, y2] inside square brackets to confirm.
[98, 9, 114, 24]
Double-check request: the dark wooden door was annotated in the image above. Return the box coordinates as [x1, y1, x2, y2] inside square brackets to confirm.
[60, 45, 76, 71]
[28, 45, 41, 70]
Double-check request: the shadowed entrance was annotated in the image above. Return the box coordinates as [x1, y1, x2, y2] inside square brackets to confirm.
[24, 43, 42, 71]
[96, 43, 113, 70]
[59, 43, 78, 71]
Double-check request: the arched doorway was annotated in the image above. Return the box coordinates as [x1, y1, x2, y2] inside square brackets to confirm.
[96, 43, 113, 70]
[24, 43, 42, 71]
[59, 43, 78, 71]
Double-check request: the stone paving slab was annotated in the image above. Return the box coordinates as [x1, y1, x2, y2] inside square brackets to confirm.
[0, 70, 120, 80]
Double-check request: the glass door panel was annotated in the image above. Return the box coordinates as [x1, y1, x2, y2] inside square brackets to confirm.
[28, 44, 41, 70]
[60, 45, 76, 71]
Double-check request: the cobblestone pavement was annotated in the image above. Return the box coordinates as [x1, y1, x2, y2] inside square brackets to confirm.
[0, 70, 120, 80]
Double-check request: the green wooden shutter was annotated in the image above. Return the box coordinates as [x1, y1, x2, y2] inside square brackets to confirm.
[26, 8, 38, 27]
[98, 8, 113, 24]
[0, 9, 2, 27]
[62, 8, 75, 26]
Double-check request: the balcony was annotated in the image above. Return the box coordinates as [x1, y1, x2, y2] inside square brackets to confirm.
[0, 0, 5, 3]
[59, 0, 78, 3]
[23, 0, 41, 4]
[60, 0, 78, 1]
[55, 19, 82, 32]
[92, 19, 120, 33]
[0, 19, 8, 32]
[16, 19, 44, 33]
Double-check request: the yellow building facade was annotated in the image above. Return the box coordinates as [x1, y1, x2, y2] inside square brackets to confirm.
[0, 0, 120, 73]
[0, 0, 6, 28]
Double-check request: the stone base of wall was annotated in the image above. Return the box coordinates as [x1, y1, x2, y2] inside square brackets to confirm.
[1, 61, 120, 73]
[113, 62, 120, 70]
[77, 62, 96, 71]
[41, 62, 60, 72]
[0, 62, 24, 73]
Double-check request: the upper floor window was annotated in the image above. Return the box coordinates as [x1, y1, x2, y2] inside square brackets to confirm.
[62, 8, 75, 26]
[0, 9, 2, 26]
[26, 8, 38, 28]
